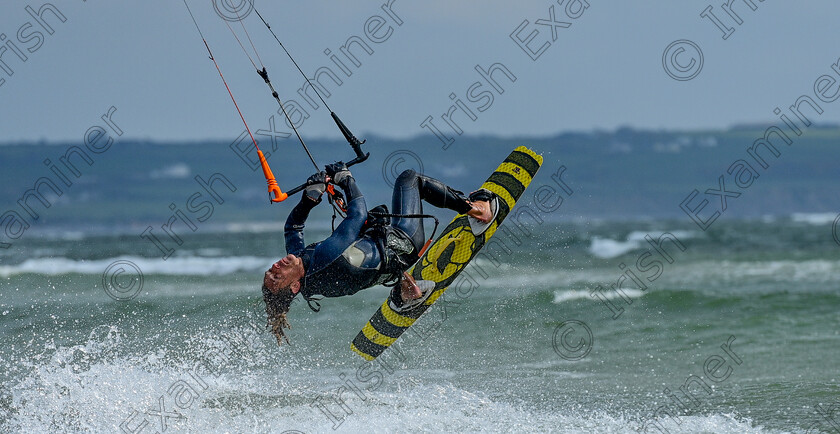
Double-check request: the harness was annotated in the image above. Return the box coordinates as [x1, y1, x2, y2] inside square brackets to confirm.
[364, 204, 439, 287]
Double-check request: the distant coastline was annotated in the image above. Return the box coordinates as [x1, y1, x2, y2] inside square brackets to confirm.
[1, 127, 837, 233]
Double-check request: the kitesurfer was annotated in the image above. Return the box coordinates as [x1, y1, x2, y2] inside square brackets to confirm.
[261, 162, 496, 345]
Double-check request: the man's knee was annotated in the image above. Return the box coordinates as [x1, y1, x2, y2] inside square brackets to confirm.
[397, 169, 417, 182]
[395, 169, 419, 189]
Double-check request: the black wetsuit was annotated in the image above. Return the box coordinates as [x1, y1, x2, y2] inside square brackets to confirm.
[284, 169, 471, 302]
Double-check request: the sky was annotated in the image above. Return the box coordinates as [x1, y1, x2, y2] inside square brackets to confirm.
[1, 0, 839, 143]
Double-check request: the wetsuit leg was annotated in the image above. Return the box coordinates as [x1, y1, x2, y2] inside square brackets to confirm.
[391, 169, 472, 249]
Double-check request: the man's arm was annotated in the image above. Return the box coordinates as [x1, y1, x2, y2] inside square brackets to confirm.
[326, 163, 366, 240]
[284, 172, 328, 255]
[284, 166, 366, 259]
[284, 196, 318, 255]
[331, 175, 366, 239]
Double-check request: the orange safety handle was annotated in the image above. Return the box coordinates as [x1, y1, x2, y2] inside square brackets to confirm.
[326, 183, 347, 212]
[257, 150, 288, 203]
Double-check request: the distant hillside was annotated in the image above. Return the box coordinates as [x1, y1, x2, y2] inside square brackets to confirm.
[0, 128, 838, 233]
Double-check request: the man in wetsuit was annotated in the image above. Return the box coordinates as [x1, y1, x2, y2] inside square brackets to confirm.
[261, 162, 494, 345]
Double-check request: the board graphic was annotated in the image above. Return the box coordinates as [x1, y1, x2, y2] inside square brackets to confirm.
[351, 146, 543, 360]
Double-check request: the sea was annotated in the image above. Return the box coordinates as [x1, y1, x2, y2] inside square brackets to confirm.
[1, 212, 838, 433]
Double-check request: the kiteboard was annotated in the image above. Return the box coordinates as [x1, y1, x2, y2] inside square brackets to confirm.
[351, 146, 543, 360]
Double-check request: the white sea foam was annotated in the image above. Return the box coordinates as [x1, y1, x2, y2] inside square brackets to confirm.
[222, 219, 335, 233]
[411, 255, 840, 298]
[589, 236, 641, 259]
[589, 230, 697, 259]
[552, 288, 646, 304]
[193, 248, 226, 257]
[791, 212, 838, 225]
[1, 324, 791, 434]
[223, 221, 286, 233]
[0, 255, 275, 277]
[681, 259, 840, 284]
[149, 162, 190, 179]
[5, 353, 779, 434]
[626, 229, 696, 242]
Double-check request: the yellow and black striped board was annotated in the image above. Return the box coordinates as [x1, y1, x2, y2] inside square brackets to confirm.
[351, 146, 543, 360]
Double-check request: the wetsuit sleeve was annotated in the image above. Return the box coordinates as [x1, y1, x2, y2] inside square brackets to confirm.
[334, 175, 366, 237]
[314, 175, 367, 254]
[284, 196, 318, 255]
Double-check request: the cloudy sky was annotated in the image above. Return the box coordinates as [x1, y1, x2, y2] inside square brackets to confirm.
[1, 1, 838, 142]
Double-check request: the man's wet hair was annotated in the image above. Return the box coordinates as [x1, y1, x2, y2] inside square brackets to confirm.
[262, 284, 297, 346]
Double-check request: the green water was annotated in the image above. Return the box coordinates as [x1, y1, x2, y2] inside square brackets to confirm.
[1, 217, 838, 433]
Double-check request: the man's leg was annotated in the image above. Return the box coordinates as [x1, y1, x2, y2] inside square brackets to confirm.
[390, 170, 483, 305]
[391, 169, 472, 249]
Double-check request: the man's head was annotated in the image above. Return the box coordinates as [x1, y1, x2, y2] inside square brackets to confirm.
[261, 254, 305, 346]
[264, 254, 304, 294]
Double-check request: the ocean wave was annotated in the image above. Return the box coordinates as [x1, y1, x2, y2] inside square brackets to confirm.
[223, 219, 335, 233]
[14, 220, 332, 241]
[588, 230, 698, 259]
[791, 212, 838, 225]
[672, 259, 840, 285]
[552, 288, 646, 304]
[0, 321, 796, 434]
[463, 258, 840, 305]
[634, 414, 777, 434]
[4, 336, 774, 434]
[0, 255, 275, 277]
[2, 324, 283, 433]
[149, 163, 190, 179]
[589, 237, 641, 259]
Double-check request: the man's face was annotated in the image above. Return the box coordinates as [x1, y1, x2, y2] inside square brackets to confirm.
[264, 254, 302, 294]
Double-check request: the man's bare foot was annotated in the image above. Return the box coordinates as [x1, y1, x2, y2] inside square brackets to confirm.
[400, 272, 422, 302]
[467, 200, 493, 223]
